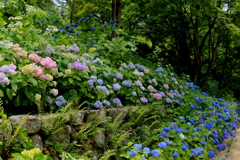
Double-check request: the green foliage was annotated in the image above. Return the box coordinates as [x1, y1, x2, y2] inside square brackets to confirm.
[10, 148, 53, 160]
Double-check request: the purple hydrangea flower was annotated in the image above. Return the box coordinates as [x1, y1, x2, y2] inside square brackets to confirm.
[112, 83, 121, 91]
[94, 101, 103, 109]
[0, 65, 10, 73]
[72, 62, 85, 70]
[103, 100, 110, 106]
[140, 97, 148, 103]
[112, 98, 122, 106]
[165, 98, 172, 103]
[155, 67, 164, 72]
[159, 91, 165, 97]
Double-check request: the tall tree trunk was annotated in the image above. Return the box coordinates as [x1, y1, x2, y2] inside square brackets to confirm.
[111, 0, 122, 38]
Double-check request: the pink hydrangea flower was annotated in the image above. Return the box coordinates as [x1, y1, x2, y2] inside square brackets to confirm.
[32, 65, 44, 77]
[28, 54, 40, 63]
[154, 93, 162, 100]
[8, 64, 17, 70]
[39, 74, 47, 80]
[163, 84, 169, 90]
[40, 57, 57, 68]
[167, 93, 174, 98]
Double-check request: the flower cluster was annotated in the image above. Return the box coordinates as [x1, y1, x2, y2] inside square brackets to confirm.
[55, 96, 66, 106]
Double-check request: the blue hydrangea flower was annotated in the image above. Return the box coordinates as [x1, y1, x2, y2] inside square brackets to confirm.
[172, 152, 179, 158]
[151, 149, 160, 157]
[158, 142, 167, 149]
[55, 96, 66, 106]
[165, 140, 172, 146]
[182, 145, 188, 150]
[91, 27, 96, 30]
[175, 128, 184, 133]
[208, 151, 215, 157]
[143, 147, 150, 154]
[129, 149, 137, 157]
[133, 144, 142, 151]
[163, 126, 171, 132]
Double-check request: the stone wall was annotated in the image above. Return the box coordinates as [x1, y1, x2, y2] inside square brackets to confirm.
[0, 107, 136, 154]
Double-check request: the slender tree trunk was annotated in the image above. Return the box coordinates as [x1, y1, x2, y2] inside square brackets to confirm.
[111, 0, 122, 38]
[200, 31, 227, 88]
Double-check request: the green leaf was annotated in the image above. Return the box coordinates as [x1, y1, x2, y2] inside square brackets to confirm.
[62, 80, 68, 86]
[25, 87, 34, 100]
[13, 95, 21, 106]
[34, 154, 53, 160]
[69, 78, 73, 84]
[6, 89, 13, 100]
[11, 83, 18, 92]
[0, 89, 4, 97]
[30, 77, 38, 86]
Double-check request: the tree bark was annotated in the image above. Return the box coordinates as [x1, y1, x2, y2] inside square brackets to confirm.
[111, 0, 122, 38]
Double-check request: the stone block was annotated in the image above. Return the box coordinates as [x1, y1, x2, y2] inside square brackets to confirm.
[9, 115, 41, 134]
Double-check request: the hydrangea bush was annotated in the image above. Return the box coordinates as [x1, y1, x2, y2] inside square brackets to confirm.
[121, 88, 240, 160]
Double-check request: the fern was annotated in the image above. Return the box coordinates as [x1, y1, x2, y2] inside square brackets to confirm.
[75, 120, 105, 141]
[6, 114, 29, 147]
[98, 149, 115, 160]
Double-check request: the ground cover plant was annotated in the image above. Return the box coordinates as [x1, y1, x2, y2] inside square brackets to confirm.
[0, 0, 240, 159]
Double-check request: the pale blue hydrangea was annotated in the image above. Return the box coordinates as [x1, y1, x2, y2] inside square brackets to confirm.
[132, 91, 137, 96]
[115, 73, 123, 80]
[122, 80, 132, 87]
[90, 75, 97, 82]
[103, 100, 110, 106]
[97, 79, 103, 85]
[155, 67, 164, 72]
[128, 63, 136, 69]
[135, 81, 143, 87]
